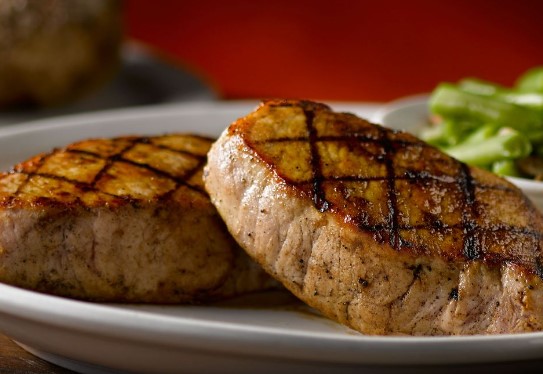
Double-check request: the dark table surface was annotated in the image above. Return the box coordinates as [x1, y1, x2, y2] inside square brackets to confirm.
[0, 334, 73, 373]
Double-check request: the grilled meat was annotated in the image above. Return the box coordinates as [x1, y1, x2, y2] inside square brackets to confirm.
[204, 99, 543, 335]
[0, 134, 276, 302]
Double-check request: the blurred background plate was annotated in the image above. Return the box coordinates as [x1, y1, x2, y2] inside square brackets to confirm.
[0, 43, 216, 127]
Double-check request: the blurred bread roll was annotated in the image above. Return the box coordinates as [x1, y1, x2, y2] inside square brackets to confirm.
[0, 0, 122, 108]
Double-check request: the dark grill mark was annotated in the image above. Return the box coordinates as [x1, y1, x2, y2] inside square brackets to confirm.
[10, 136, 209, 201]
[289, 174, 517, 194]
[10, 152, 52, 201]
[381, 129, 400, 250]
[535, 257, 543, 279]
[410, 264, 423, 279]
[350, 221, 542, 244]
[458, 163, 481, 260]
[13, 154, 51, 197]
[251, 134, 385, 145]
[89, 138, 138, 185]
[305, 109, 330, 212]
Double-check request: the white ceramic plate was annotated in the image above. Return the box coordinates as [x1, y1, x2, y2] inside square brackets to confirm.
[372, 95, 543, 211]
[2, 102, 543, 374]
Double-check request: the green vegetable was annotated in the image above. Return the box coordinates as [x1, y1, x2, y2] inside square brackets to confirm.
[460, 123, 499, 145]
[424, 66, 543, 180]
[443, 129, 532, 167]
[495, 92, 543, 123]
[515, 66, 543, 93]
[419, 123, 447, 146]
[497, 91, 543, 110]
[458, 78, 543, 115]
[491, 160, 523, 178]
[419, 118, 474, 146]
[458, 78, 507, 96]
[429, 83, 542, 136]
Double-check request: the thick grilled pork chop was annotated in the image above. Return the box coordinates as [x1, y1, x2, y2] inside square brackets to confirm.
[0, 134, 275, 302]
[205, 99, 543, 335]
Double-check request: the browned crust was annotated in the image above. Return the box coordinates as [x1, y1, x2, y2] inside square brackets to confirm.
[0, 134, 215, 210]
[228, 99, 543, 280]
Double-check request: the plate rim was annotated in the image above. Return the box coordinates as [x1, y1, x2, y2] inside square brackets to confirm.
[2, 279, 543, 366]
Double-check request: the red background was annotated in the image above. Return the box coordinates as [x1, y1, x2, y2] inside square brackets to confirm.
[125, 0, 543, 102]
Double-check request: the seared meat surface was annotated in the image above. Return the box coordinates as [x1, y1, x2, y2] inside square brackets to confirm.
[0, 134, 275, 302]
[205, 99, 543, 335]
